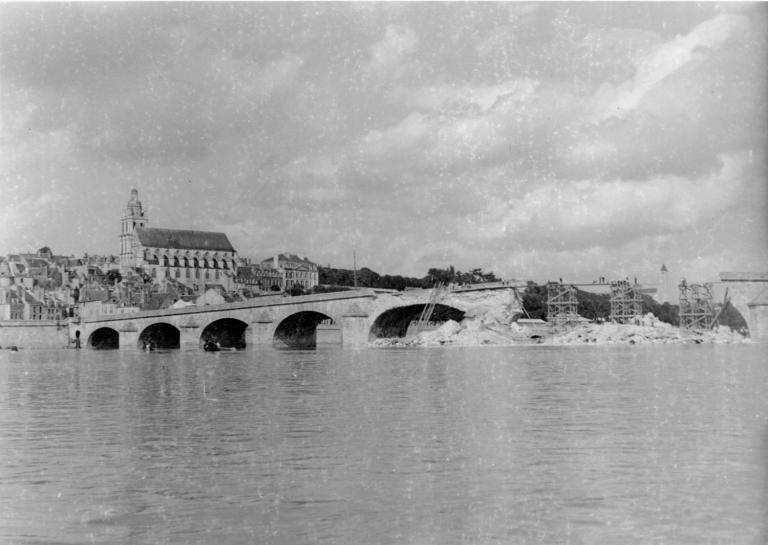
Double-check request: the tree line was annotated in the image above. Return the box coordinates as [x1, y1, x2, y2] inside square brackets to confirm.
[316, 265, 499, 292]
[318, 266, 746, 330]
[520, 282, 745, 329]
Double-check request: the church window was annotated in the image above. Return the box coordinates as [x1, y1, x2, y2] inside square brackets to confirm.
[163, 256, 169, 267]
[222, 261, 228, 270]
[203, 259, 209, 269]
[212, 259, 218, 269]
[193, 258, 199, 268]
[184, 257, 189, 268]
[173, 257, 180, 267]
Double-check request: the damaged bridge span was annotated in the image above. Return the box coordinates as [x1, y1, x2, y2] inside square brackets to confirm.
[75, 286, 516, 350]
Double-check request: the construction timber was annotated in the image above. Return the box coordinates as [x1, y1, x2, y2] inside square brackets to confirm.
[609, 280, 643, 323]
[546, 282, 579, 328]
[678, 280, 715, 330]
[408, 283, 445, 336]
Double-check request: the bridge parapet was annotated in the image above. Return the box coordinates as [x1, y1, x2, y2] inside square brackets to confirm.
[720, 272, 768, 282]
[82, 288, 378, 323]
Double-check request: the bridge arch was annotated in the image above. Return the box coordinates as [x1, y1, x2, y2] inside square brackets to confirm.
[138, 322, 180, 350]
[200, 318, 248, 350]
[88, 327, 119, 350]
[369, 303, 466, 340]
[272, 310, 340, 348]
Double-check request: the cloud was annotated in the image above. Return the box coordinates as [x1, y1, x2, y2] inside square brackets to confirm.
[466, 152, 751, 254]
[1, 3, 765, 282]
[396, 79, 537, 114]
[351, 78, 541, 175]
[594, 13, 749, 121]
[362, 24, 419, 80]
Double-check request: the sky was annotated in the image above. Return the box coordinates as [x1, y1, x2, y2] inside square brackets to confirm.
[1, 2, 766, 285]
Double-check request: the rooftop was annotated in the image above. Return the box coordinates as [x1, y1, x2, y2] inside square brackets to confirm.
[135, 227, 235, 253]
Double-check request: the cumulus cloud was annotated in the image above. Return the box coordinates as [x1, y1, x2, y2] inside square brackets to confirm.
[466, 152, 751, 252]
[1, 3, 765, 281]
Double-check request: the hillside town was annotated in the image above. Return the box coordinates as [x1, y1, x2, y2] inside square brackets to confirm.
[0, 189, 319, 322]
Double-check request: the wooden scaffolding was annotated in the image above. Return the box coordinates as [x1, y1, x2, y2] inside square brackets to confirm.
[678, 280, 715, 330]
[546, 282, 579, 328]
[609, 280, 643, 323]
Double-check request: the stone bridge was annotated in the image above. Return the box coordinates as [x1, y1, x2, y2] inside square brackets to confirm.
[718, 272, 768, 342]
[74, 286, 518, 350]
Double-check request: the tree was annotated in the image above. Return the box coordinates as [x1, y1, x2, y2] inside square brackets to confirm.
[521, 282, 547, 320]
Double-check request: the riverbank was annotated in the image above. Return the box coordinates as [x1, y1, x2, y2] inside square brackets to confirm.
[0, 321, 70, 349]
[370, 313, 749, 347]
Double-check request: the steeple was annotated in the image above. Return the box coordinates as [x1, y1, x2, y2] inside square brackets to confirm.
[120, 189, 149, 270]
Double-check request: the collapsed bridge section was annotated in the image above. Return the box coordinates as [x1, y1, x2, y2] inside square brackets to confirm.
[368, 304, 465, 340]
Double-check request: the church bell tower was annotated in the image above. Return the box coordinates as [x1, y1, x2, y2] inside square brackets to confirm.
[119, 189, 149, 270]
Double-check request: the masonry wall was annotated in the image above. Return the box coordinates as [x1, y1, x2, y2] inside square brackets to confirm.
[0, 321, 71, 349]
[748, 303, 768, 343]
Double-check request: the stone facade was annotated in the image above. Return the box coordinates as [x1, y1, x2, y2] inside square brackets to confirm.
[119, 189, 238, 292]
[262, 253, 319, 291]
[235, 263, 283, 293]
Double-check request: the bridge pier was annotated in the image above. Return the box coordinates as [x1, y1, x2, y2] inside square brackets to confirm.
[316, 323, 343, 345]
[119, 331, 140, 350]
[339, 314, 370, 347]
[180, 328, 201, 350]
[249, 320, 274, 346]
[748, 302, 768, 343]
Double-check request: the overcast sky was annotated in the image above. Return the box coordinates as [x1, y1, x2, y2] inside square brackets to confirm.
[1, 2, 766, 284]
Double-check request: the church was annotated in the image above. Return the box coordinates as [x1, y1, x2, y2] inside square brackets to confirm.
[119, 189, 238, 292]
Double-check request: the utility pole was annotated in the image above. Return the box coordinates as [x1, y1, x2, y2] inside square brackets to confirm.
[353, 250, 358, 288]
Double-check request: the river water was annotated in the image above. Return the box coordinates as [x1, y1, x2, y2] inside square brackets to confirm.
[1, 344, 766, 545]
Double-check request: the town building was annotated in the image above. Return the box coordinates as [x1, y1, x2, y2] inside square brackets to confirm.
[118, 189, 238, 292]
[261, 253, 319, 291]
[235, 262, 283, 293]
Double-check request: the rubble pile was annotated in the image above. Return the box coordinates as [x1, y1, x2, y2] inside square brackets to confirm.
[551, 314, 747, 345]
[370, 311, 749, 347]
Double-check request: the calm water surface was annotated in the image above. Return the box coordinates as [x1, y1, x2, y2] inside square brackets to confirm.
[1, 344, 766, 544]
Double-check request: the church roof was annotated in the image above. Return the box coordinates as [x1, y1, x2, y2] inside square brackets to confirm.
[135, 227, 235, 253]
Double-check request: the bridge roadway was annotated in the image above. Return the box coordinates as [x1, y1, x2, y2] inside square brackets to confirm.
[75, 285, 516, 350]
